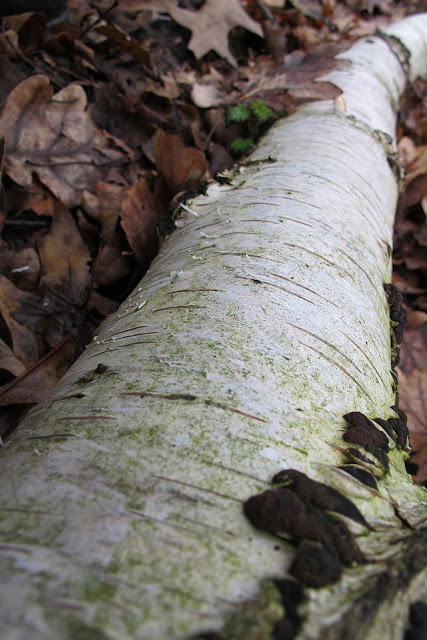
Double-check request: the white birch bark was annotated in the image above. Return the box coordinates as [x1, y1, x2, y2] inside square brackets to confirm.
[0, 14, 426, 640]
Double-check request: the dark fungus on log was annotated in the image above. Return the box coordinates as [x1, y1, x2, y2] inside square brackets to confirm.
[372, 417, 394, 439]
[338, 464, 378, 490]
[337, 405, 411, 480]
[387, 417, 409, 449]
[289, 540, 342, 587]
[373, 413, 409, 450]
[383, 283, 407, 368]
[243, 470, 365, 588]
[343, 411, 390, 470]
[272, 468, 370, 528]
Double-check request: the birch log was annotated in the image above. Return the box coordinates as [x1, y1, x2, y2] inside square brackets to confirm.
[1, 14, 427, 640]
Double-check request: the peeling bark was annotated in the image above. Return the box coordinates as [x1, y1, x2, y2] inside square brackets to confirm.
[0, 14, 426, 640]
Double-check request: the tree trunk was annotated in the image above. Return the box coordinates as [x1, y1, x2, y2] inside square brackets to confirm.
[1, 14, 426, 640]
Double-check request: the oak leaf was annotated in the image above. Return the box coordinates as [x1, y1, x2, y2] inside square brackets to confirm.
[160, 0, 263, 67]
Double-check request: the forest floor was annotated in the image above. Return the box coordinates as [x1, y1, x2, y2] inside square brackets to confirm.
[0, 0, 425, 482]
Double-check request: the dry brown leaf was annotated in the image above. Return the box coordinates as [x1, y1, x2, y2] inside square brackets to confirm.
[0, 54, 27, 116]
[3, 12, 46, 50]
[395, 173, 427, 272]
[26, 180, 58, 217]
[399, 367, 427, 485]
[399, 311, 427, 374]
[96, 23, 152, 68]
[95, 235, 132, 289]
[87, 290, 119, 318]
[397, 311, 427, 484]
[0, 30, 20, 58]
[392, 273, 425, 296]
[154, 130, 208, 196]
[0, 274, 38, 365]
[192, 82, 229, 109]
[38, 202, 90, 293]
[399, 368, 427, 433]
[407, 148, 427, 184]
[11, 203, 91, 347]
[0, 338, 26, 378]
[160, 0, 263, 67]
[408, 433, 427, 486]
[0, 137, 6, 226]
[121, 178, 159, 268]
[237, 44, 350, 102]
[82, 181, 126, 244]
[0, 75, 131, 207]
[191, 66, 230, 108]
[0, 243, 40, 291]
[289, 0, 328, 20]
[0, 338, 74, 409]
[398, 136, 427, 183]
[398, 136, 419, 170]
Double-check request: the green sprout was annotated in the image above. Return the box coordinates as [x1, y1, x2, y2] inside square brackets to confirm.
[227, 104, 250, 123]
[250, 101, 279, 123]
[226, 101, 280, 156]
[230, 137, 255, 154]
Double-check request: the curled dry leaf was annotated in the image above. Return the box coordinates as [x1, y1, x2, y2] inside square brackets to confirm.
[94, 235, 132, 289]
[96, 23, 152, 69]
[0, 274, 38, 366]
[0, 75, 131, 207]
[120, 178, 159, 268]
[2, 11, 46, 50]
[82, 181, 126, 244]
[154, 130, 208, 196]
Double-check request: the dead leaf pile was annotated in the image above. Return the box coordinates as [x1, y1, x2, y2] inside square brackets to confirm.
[0, 0, 425, 480]
[393, 77, 427, 484]
[397, 312, 427, 485]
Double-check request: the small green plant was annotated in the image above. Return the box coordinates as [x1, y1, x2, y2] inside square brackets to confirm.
[230, 137, 255, 154]
[226, 101, 280, 156]
[227, 104, 250, 122]
[248, 101, 279, 123]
